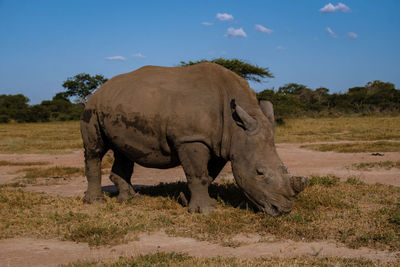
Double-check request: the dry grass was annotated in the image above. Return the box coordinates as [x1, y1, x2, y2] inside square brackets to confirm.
[1, 116, 399, 154]
[64, 252, 398, 267]
[349, 161, 400, 171]
[0, 121, 82, 153]
[16, 166, 84, 185]
[275, 116, 400, 143]
[1, 177, 399, 250]
[301, 141, 400, 153]
[0, 160, 49, 166]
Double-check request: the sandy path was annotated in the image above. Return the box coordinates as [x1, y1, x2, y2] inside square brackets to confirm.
[0, 233, 398, 267]
[277, 143, 400, 186]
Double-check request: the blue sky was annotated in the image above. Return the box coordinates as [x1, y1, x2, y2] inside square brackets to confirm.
[1, 0, 399, 104]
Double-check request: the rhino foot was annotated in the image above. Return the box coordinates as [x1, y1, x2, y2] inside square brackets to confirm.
[109, 172, 138, 202]
[117, 187, 140, 202]
[83, 192, 105, 204]
[188, 198, 216, 215]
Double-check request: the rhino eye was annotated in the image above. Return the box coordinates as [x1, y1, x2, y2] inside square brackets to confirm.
[256, 167, 266, 176]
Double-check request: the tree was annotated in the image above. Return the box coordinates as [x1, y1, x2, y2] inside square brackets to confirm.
[53, 92, 70, 101]
[62, 73, 108, 104]
[0, 94, 30, 122]
[180, 58, 273, 83]
[277, 83, 308, 95]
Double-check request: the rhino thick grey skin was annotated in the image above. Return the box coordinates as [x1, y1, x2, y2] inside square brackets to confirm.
[80, 63, 307, 217]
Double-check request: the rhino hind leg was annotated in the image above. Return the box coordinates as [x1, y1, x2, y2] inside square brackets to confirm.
[178, 142, 216, 214]
[83, 155, 105, 203]
[81, 118, 107, 203]
[109, 151, 137, 202]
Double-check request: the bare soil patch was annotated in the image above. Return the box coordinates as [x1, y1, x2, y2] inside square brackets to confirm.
[277, 142, 400, 186]
[0, 233, 397, 267]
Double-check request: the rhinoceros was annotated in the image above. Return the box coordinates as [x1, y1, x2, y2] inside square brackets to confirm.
[80, 62, 307, 216]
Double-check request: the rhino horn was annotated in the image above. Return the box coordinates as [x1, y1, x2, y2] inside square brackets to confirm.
[259, 100, 274, 127]
[290, 176, 308, 194]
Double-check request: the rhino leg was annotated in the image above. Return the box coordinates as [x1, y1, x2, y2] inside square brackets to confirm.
[81, 118, 106, 203]
[109, 151, 137, 202]
[84, 155, 105, 203]
[178, 142, 216, 214]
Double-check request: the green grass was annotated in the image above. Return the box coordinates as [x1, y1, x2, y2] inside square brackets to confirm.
[349, 161, 400, 171]
[301, 141, 400, 153]
[308, 175, 340, 187]
[1, 177, 399, 250]
[64, 252, 398, 267]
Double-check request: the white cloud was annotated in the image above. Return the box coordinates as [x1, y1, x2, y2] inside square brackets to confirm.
[133, 53, 146, 59]
[255, 24, 273, 34]
[276, 45, 286, 51]
[216, 13, 233, 21]
[225, 27, 247, 38]
[320, 2, 350, 13]
[202, 22, 214, 26]
[105, 56, 126, 61]
[326, 27, 338, 38]
[347, 32, 358, 39]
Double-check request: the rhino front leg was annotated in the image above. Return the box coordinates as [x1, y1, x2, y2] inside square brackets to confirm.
[178, 142, 216, 214]
[109, 151, 137, 202]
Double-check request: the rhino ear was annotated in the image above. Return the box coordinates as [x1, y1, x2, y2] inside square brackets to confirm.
[259, 100, 274, 127]
[230, 99, 258, 132]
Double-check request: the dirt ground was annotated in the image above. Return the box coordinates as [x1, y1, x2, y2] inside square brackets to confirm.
[0, 142, 399, 266]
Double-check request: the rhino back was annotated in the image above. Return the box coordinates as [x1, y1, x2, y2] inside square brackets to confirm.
[84, 63, 258, 167]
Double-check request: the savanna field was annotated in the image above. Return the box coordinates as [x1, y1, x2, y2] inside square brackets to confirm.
[0, 116, 399, 266]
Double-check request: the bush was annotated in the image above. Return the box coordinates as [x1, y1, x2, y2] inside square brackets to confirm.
[0, 115, 10, 123]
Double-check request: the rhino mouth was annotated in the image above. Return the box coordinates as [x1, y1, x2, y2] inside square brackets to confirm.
[243, 191, 280, 217]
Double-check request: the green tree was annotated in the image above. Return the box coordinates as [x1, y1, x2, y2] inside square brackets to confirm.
[180, 58, 273, 82]
[277, 83, 308, 95]
[0, 94, 30, 122]
[62, 73, 108, 104]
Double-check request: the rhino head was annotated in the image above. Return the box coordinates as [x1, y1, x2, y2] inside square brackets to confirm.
[229, 99, 307, 217]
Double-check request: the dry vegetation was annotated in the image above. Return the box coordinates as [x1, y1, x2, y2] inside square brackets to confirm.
[275, 116, 400, 143]
[64, 252, 396, 267]
[348, 161, 400, 171]
[0, 121, 81, 153]
[15, 166, 84, 185]
[0, 160, 49, 166]
[9, 166, 111, 186]
[1, 116, 399, 154]
[301, 141, 400, 153]
[1, 176, 399, 251]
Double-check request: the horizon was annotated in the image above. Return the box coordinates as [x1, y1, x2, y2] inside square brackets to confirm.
[1, 0, 399, 104]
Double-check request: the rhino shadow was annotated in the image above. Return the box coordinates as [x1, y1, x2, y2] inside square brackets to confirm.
[101, 182, 255, 211]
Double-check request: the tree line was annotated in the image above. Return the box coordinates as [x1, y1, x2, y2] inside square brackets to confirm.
[0, 74, 107, 123]
[257, 80, 400, 119]
[1, 59, 399, 123]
